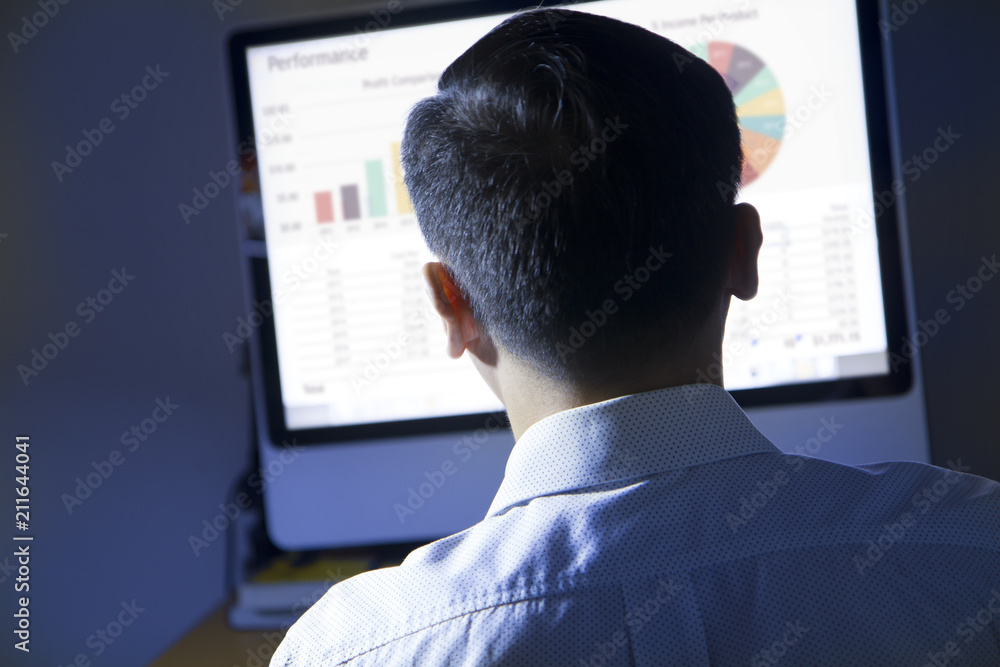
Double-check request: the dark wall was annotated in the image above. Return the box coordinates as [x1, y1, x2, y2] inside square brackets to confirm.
[885, 0, 1000, 480]
[0, 0, 996, 665]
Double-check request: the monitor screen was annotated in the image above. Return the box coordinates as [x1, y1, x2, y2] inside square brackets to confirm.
[230, 0, 909, 445]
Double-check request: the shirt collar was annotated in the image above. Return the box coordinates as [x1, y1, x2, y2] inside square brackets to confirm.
[486, 383, 780, 518]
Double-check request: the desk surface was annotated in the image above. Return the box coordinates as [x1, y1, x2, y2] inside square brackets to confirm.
[149, 601, 288, 667]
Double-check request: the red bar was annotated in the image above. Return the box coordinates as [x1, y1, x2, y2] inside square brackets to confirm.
[315, 191, 334, 223]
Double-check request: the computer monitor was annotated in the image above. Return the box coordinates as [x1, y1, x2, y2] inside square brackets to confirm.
[228, 0, 928, 550]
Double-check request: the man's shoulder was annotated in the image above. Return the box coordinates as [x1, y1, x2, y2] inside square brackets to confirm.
[795, 455, 1000, 506]
[271, 531, 515, 665]
[271, 565, 423, 665]
[759, 454, 1000, 546]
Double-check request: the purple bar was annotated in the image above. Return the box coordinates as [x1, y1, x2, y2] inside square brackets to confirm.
[341, 184, 360, 220]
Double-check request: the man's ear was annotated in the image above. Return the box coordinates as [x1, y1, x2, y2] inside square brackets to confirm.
[727, 202, 763, 301]
[422, 262, 482, 359]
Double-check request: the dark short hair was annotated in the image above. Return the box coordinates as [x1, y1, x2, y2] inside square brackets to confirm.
[402, 8, 741, 382]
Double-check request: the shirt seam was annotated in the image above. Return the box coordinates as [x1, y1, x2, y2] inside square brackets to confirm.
[331, 586, 605, 665]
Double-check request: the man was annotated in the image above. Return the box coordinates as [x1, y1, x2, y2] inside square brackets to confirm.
[273, 8, 1000, 665]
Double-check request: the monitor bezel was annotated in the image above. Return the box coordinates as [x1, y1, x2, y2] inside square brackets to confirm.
[228, 0, 912, 446]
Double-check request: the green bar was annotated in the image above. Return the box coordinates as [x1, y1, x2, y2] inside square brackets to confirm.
[365, 160, 388, 217]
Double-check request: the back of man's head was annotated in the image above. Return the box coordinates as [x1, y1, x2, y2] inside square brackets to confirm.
[402, 8, 742, 384]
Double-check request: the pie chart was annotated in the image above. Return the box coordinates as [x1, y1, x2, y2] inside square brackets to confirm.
[690, 41, 785, 186]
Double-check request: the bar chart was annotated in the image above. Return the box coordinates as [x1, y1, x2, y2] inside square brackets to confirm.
[307, 144, 414, 225]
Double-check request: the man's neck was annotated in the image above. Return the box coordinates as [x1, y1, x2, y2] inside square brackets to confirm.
[497, 347, 724, 441]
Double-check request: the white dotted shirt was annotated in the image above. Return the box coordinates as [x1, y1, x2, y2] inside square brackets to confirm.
[271, 384, 1000, 665]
